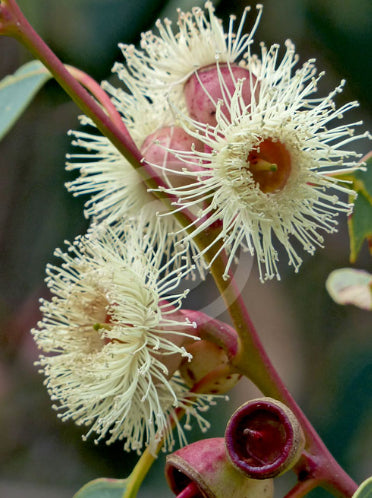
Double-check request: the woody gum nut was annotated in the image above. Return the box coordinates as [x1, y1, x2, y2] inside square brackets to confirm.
[141, 126, 204, 187]
[165, 438, 274, 498]
[179, 340, 240, 394]
[225, 397, 305, 479]
[184, 63, 257, 126]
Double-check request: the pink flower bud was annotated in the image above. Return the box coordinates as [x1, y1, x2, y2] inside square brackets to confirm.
[141, 126, 204, 187]
[165, 437, 274, 498]
[184, 63, 257, 126]
[225, 397, 305, 479]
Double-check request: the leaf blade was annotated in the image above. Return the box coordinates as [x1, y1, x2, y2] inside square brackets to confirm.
[0, 60, 51, 140]
[348, 191, 372, 262]
[353, 477, 372, 498]
[73, 477, 128, 498]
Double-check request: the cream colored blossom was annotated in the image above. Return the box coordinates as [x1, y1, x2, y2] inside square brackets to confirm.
[117, 2, 263, 98]
[66, 72, 206, 277]
[66, 77, 173, 227]
[32, 224, 212, 453]
[156, 41, 370, 281]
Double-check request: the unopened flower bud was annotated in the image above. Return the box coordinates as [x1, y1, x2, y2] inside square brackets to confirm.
[184, 63, 257, 126]
[165, 437, 274, 498]
[225, 397, 305, 479]
[179, 340, 240, 394]
[141, 126, 204, 188]
[178, 310, 240, 394]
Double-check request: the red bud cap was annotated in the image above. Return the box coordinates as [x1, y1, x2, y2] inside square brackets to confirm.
[165, 438, 274, 498]
[225, 397, 305, 479]
[184, 63, 257, 127]
[141, 126, 204, 188]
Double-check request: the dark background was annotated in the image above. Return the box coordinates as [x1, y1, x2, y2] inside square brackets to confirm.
[0, 0, 371, 496]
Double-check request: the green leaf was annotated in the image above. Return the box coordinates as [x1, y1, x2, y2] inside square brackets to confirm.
[351, 155, 372, 203]
[336, 155, 372, 261]
[337, 154, 372, 200]
[0, 60, 51, 140]
[348, 190, 372, 262]
[73, 477, 128, 498]
[353, 477, 372, 498]
[344, 156, 372, 262]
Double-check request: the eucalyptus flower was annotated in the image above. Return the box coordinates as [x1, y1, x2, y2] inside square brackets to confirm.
[118, 1, 263, 99]
[155, 41, 370, 281]
[66, 74, 206, 277]
[66, 77, 172, 227]
[32, 224, 212, 453]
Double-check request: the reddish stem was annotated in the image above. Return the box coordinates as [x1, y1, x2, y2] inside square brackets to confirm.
[205, 250, 357, 497]
[284, 479, 320, 498]
[65, 65, 132, 140]
[0, 0, 196, 230]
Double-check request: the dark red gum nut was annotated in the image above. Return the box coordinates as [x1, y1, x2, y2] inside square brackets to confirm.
[165, 438, 274, 498]
[165, 438, 225, 498]
[225, 397, 305, 479]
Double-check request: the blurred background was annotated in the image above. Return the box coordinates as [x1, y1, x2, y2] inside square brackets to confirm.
[0, 0, 371, 497]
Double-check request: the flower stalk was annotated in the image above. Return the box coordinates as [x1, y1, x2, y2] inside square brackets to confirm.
[64, 65, 131, 137]
[283, 479, 319, 498]
[122, 367, 230, 498]
[0, 0, 196, 230]
[123, 446, 160, 498]
[203, 244, 358, 497]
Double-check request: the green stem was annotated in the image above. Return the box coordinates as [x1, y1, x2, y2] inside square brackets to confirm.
[122, 373, 217, 498]
[123, 446, 159, 498]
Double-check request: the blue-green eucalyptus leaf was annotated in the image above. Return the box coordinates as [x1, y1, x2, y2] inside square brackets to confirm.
[0, 60, 51, 140]
[73, 477, 128, 498]
[347, 156, 372, 261]
[353, 477, 372, 498]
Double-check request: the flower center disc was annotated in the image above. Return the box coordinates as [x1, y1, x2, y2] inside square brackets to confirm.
[247, 139, 291, 193]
